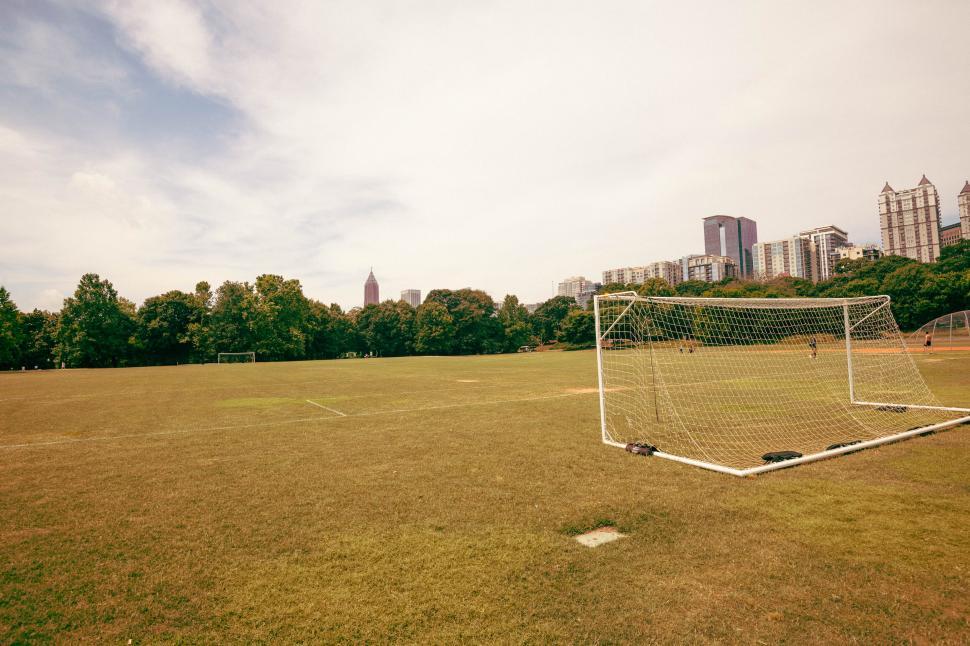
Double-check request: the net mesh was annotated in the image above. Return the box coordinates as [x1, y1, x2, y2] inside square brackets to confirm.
[217, 352, 256, 364]
[596, 294, 963, 470]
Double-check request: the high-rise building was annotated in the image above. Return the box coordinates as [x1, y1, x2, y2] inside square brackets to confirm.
[643, 261, 683, 286]
[364, 268, 380, 305]
[833, 244, 882, 263]
[601, 261, 682, 287]
[940, 223, 963, 248]
[798, 225, 849, 281]
[679, 254, 737, 282]
[878, 176, 942, 263]
[400, 289, 421, 307]
[752, 237, 819, 281]
[960, 180, 970, 240]
[557, 276, 595, 299]
[703, 215, 758, 277]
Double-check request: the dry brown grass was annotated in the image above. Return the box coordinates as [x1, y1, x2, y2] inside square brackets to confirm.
[1, 351, 968, 643]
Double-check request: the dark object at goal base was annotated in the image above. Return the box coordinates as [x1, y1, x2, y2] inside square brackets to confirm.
[762, 451, 803, 463]
[875, 405, 908, 413]
[826, 440, 862, 451]
[625, 443, 657, 456]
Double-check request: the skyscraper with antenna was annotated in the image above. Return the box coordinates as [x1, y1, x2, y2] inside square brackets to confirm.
[364, 268, 380, 305]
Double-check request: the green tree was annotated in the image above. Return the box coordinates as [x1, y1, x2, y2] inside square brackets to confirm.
[56, 274, 135, 368]
[881, 263, 968, 330]
[636, 278, 675, 297]
[250, 274, 311, 360]
[0, 286, 23, 369]
[307, 301, 354, 359]
[136, 290, 207, 364]
[210, 281, 258, 354]
[935, 239, 970, 274]
[558, 308, 595, 346]
[356, 300, 415, 356]
[424, 289, 502, 354]
[531, 295, 577, 343]
[414, 301, 456, 355]
[18, 309, 58, 369]
[497, 294, 533, 351]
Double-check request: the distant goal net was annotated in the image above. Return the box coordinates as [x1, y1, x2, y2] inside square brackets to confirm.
[594, 293, 969, 476]
[217, 352, 256, 364]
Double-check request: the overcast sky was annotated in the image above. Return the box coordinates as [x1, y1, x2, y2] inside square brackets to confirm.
[1, 1, 969, 311]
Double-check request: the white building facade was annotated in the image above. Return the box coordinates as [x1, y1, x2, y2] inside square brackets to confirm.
[557, 276, 595, 299]
[878, 176, 942, 263]
[752, 237, 819, 281]
[679, 254, 737, 282]
[799, 225, 849, 281]
[400, 289, 421, 307]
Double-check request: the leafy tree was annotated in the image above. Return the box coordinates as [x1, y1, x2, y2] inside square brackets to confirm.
[424, 289, 502, 354]
[497, 294, 533, 351]
[414, 301, 456, 355]
[636, 278, 675, 297]
[0, 286, 23, 369]
[531, 295, 577, 343]
[182, 281, 215, 361]
[56, 274, 135, 368]
[558, 309, 595, 346]
[356, 300, 415, 356]
[210, 281, 258, 354]
[307, 301, 354, 359]
[250, 274, 311, 360]
[136, 290, 207, 364]
[675, 280, 710, 296]
[936, 240, 970, 274]
[881, 263, 967, 330]
[18, 309, 58, 369]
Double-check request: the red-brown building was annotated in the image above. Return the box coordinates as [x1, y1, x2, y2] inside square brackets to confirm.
[940, 222, 962, 247]
[364, 269, 380, 306]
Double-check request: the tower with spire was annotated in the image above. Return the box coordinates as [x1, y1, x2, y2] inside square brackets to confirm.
[877, 175, 942, 263]
[364, 268, 380, 306]
[959, 180, 970, 241]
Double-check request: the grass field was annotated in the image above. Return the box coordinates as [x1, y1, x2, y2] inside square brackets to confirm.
[2, 351, 969, 643]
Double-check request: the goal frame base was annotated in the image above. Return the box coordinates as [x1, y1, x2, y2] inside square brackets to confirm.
[606, 407, 970, 477]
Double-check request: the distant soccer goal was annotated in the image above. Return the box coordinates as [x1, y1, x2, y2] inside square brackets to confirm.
[594, 293, 970, 476]
[908, 310, 970, 349]
[217, 352, 256, 364]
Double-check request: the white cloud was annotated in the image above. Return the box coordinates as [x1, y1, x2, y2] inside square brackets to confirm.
[1, 0, 969, 311]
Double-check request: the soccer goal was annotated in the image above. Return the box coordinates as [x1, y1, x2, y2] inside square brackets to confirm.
[217, 352, 256, 364]
[594, 293, 970, 476]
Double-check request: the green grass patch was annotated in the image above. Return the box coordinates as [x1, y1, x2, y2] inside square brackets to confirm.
[0, 350, 967, 642]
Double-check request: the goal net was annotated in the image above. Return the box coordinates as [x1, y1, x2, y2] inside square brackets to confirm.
[217, 352, 256, 364]
[594, 293, 970, 476]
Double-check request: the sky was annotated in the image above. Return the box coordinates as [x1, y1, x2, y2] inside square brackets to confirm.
[1, 0, 969, 312]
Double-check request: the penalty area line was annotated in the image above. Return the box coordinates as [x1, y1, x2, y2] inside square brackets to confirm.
[305, 400, 347, 416]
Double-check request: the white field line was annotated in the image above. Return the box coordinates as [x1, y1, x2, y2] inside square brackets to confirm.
[0, 390, 590, 450]
[0, 380, 511, 406]
[305, 400, 347, 416]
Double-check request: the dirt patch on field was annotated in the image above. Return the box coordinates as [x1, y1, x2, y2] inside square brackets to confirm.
[456, 379, 479, 383]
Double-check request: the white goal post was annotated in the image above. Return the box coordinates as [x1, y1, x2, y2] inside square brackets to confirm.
[217, 352, 256, 364]
[594, 293, 970, 477]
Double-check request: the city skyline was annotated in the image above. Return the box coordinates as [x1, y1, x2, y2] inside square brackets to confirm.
[1, 2, 969, 312]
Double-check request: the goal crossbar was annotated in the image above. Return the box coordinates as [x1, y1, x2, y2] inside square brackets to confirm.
[594, 294, 969, 477]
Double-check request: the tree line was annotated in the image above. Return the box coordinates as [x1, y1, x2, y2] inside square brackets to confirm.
[0, 241, 967, 369]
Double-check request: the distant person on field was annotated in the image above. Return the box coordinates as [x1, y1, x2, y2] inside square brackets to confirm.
[924, 332, 932, 353]
[809, 336, 817, 359]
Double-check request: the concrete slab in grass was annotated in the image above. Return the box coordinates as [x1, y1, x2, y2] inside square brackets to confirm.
[575, 526, 625, 547]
